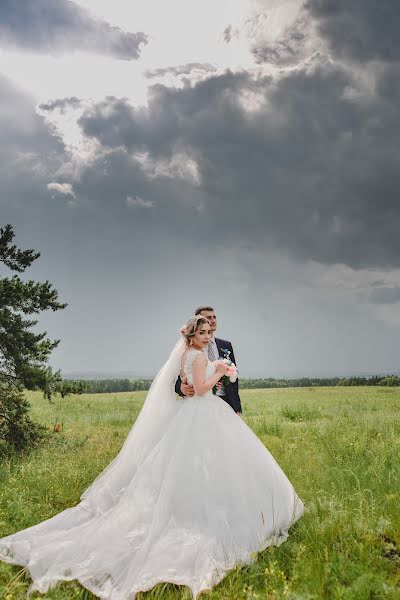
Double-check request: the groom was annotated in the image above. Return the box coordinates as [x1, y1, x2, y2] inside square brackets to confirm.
[175, 306, 242, 414]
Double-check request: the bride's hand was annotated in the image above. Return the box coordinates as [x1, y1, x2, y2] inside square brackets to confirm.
[215, 361, 228, 375]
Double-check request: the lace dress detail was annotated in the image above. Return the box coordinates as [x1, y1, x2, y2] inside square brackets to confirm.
[183, 348, 215, 385]
[183, 349, 216, 394]
[183, 348, 203, 381]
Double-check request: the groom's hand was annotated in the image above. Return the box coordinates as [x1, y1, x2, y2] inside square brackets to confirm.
[181, 377, 195, 397]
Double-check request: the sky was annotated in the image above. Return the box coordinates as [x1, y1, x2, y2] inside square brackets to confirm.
[1, 0, 400, 378]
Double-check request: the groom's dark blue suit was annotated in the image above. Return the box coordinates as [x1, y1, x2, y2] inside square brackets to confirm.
[175, 337, 242, 413]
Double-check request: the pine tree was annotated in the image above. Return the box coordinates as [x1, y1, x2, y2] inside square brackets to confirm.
[0, 224, 67, 454]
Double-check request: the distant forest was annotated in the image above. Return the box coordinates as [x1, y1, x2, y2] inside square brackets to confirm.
[64, 375, 400, 394]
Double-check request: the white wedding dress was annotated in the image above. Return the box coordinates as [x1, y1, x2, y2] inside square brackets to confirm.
[0, 344, 304, 599]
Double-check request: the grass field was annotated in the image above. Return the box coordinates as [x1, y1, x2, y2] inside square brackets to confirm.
[0, 387, 399, 600]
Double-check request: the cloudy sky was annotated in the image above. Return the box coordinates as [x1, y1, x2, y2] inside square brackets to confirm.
[1, 0, 400, 378]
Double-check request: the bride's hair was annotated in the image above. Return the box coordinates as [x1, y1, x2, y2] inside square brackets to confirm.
[181, 315, 210, 345]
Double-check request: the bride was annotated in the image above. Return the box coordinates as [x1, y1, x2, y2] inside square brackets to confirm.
[0, 315, 304, 599]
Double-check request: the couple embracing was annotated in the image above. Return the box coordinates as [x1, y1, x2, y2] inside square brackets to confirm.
[0, 305, 304, 600]
[175, 305, 242, 414]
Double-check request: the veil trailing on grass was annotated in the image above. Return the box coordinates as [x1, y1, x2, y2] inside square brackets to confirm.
[80, 336, 186, 515]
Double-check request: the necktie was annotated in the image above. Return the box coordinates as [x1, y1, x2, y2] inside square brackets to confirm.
[208, 341, 217, 361]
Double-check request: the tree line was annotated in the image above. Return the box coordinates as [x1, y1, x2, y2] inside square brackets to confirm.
[65, 374, 400, 394]
[241, 375, 400, 388]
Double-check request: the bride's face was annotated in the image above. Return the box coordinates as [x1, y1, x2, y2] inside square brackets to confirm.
[192, 322, 212, 349]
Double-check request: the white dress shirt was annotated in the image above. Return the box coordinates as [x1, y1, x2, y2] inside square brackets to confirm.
[203, 337, 225, 396]
[203, 336, 219, 361]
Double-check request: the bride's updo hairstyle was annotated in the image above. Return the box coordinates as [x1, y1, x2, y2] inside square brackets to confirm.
[181, 315, 210, 346]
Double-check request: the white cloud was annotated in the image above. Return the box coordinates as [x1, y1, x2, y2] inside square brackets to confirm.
[47, 181, 76, 199]
[133, 151, 201, 185]
[126, 195, 154, 208]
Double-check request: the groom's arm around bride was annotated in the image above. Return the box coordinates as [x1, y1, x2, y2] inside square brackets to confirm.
[175, 306, 242, 414]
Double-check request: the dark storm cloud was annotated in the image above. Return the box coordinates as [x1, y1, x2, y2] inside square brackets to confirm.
[376, 63, 400, 101]
[0, 0, 147, 60]
[3, 1, 399, 273]
[0, 74, 68, 240]
[77, 59, 400, 269]
[0, 75, 64, 173]
[72, 145, 213, 249]
[0, 76, 75, 286]
[306, 0, 400, 62]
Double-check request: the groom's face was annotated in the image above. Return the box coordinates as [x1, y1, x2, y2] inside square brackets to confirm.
[200, 310, 217, 335]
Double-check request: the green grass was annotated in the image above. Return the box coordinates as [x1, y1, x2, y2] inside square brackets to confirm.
[1, 387, 400, 600]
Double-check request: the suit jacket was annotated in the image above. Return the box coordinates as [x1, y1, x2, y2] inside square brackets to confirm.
[175, 337, 242, 413]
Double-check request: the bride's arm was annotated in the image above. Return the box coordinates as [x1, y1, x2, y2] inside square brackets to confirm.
[192, 355, 227, 396]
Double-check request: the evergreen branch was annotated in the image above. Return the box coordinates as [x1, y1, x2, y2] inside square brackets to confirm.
[0, 276, 67, 313]
[0, 225, 40, 272]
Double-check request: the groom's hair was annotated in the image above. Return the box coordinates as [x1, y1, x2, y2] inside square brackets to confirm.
[195, 305, 214, 315]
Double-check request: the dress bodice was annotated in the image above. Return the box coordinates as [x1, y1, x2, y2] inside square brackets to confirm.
[183, 348, 216, 386]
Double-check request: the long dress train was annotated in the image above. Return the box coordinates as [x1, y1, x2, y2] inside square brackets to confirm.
[0, 345, 304, 599]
